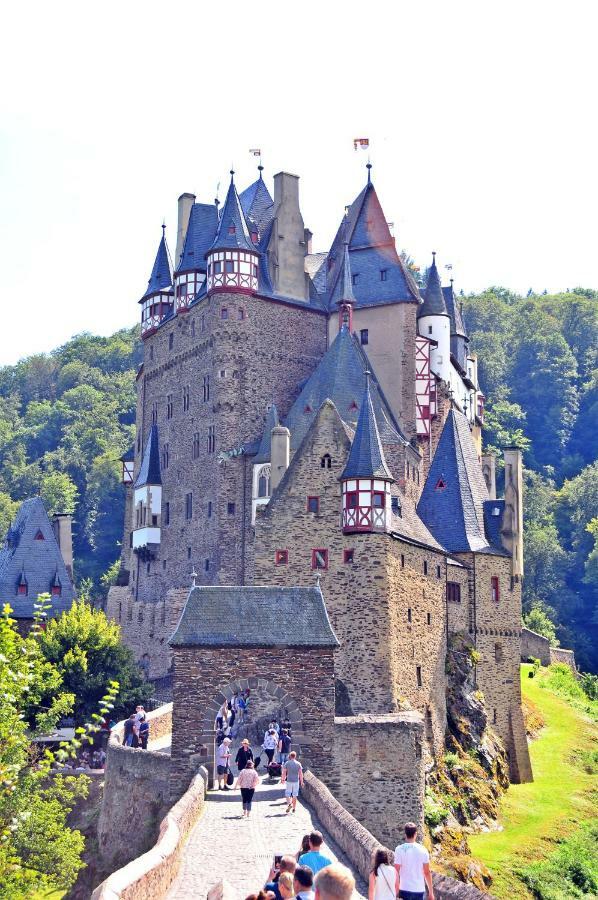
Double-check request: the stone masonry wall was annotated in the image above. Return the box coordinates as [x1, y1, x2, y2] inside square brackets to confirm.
[521, 626, 550, 665]
[97, 705, 173, 871]
[329, 714, 425, 848]
[461, 552, 532, 783]
[131, 290, 327, 607]
[106, 586, 187, 679]
[252, 401, 448, 751]
[170, 646, 335, 799]
[549, 646, 577, 670]
[446, 560, 471, 635]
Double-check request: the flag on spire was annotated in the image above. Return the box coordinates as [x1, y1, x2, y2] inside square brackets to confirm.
[353, 138, 370, 150]
[249, 148, 261, 157]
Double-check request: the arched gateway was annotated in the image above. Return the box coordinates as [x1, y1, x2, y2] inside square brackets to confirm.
[168, 585, 339, 796]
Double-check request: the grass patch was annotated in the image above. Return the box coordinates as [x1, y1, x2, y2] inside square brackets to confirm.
[519, 821, 598, 899]
[469, 664, 597, 899]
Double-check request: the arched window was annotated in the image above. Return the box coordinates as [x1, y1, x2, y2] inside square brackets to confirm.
[320, 453, 332, 469]
[257, 465, 271, 498]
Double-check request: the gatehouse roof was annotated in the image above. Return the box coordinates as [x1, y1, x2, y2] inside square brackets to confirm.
[170, 585, 339, 648]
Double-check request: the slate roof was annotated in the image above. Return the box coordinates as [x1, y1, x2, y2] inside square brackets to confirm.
[280, 326, 408, 452]
[417, 255, 449, 319]
[417, 410, 504, 553]
[120, 445, 135, 463]
[239, 172, 274, 235]
[135, 424, 161, 487]
[0, 497, 75, 618]
[253, 404, 279, 463]
[325, 181, 420, 310]
[170, 585, 339, 648]
[305, 252, 328, 297]
[337, 240, 356, 305]
[341, 378, 393, 481]
[141, 229, 173, 300]
[483, 499, 509, 554]
[208, 174, 257, 254]
[176, 203, 219, 274]
[443, 283, 467, 338]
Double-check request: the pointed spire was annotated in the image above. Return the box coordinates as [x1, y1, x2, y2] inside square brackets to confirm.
[135, 424, 162, 488]
[417, 252, 449, 318]
[366, 161, 372, 184]
[338, 239, 356, 305]
[341, 374, 394, 481]
[141, 228, 173, 300]
[208, 172, 256, 255]
[254, 403, 280, 463]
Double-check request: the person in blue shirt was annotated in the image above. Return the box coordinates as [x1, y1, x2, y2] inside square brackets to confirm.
[298, 831, 333, 875]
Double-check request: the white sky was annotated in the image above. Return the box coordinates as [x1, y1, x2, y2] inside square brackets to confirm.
[0, 0, 596, 366]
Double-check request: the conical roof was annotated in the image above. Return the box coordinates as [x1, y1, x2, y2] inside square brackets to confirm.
[417, 410, 497, 552]
[240, 171, 274, 234]
[443, 283, 468, 338]
[176, 203, 219, 274]
[208, 173, 257, 254]
[135, 424, 162, 487]
[340, 377, 393, 481]
[337, 240, 355, 305]
[141, 229, 173, 301]
[418, 254, 449, 318]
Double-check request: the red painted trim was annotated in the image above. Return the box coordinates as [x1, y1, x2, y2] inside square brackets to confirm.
[307, 496, 320, 513]
[207, 286, 256, 297]
[311, 548, 328, 570]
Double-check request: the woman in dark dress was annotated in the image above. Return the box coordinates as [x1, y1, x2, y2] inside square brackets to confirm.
[235, 738, 254, 772]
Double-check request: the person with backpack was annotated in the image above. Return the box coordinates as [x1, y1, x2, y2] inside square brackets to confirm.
[278, 728, 292, 764]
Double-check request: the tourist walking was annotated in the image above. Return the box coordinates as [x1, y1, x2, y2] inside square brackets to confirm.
[315, 864, 355, 900]
[293, 866, 315, 900]
[123, 713, 138, 747]
[297, 834, 311, 860]
[281, 750, 304, 813]
[278, 728, 292, 764]
[394, 822, 434, 900]
[138, 714, 150, 750]
[235, 738, 254, 771]
[263, 728, 278, 764]
[234, 760, 260, 817]
[298, 830, 332, 874]
[216, 736, 232, 790]
[368, 848, 398, 900]
[216, 700, 229, 730]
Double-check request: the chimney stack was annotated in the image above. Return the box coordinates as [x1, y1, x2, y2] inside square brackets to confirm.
[270, 425, 291, 491]
[52, 513, 73, 579]
[481, 453, 496, 499]
[175, 193, 196, 268]
[268, 173, 308, 301]
[501, 448, 524, 579]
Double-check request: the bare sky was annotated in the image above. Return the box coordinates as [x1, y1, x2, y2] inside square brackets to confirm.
[0, 0, 596, 365]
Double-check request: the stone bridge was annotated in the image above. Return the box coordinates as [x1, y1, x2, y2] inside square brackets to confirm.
[93, 705, 494, 900]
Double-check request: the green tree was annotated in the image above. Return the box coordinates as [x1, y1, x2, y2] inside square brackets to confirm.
[524, 602, 559, 645]
[38, 600, 151, 723]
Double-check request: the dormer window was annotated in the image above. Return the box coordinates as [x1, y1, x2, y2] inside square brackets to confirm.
[380, 269, 388, 281]
[228, 224, 236, 235]
[34, 529, 45, 541]
[435, 478, 446, 491]
[352, 273, 359, 285]
[17, 584, 27, 596]
[251, 231, 259, 243]
[349, 400, 358, 412]
[304, 404, 312, 414]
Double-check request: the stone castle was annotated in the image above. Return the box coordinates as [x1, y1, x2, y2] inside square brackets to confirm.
[107, 162, 532, 838]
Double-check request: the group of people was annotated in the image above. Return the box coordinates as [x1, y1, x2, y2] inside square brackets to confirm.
[246, 824, 433, 900]
[215, 722, 294, 795]
[122, 705, 150, 749]
[215, 689, 251, 736]
[246, 830, 352, 900]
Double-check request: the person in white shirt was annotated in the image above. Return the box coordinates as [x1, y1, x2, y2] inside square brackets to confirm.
[394, 822, 434, 900]
[369, 847, 398, 900]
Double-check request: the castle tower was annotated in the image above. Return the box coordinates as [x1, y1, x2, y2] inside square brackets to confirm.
[139, 227, 174, 339]
[206, 172, 259, 295]
[417, 253, 451, 383]
[174, 200, 218, 313]
[336, 239, 355, 333]
[340, 375, 394, 533]
[132, 425, 162, 557]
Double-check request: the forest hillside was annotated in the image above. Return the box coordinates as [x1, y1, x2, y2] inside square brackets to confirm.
[0, 288, 596, 670]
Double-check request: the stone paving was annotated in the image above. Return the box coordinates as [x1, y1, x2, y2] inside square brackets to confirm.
[167, 774, 367, 899]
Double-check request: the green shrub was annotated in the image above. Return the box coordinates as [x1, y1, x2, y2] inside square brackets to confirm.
[424, 795, 449, 829]
[520, 822, 598, 898]
[444, 751, 460, 769]
[579, 672, 598, 701]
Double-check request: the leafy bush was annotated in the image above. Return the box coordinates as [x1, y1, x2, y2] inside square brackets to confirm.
[444, 751, 460, 769]
[542, 663, 598, 721]
[424, 794, 449, 829]
[519, 822, 598, 898]
[579, 672, 598, 701]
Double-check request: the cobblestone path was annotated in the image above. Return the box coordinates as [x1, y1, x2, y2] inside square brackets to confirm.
[167, 775, 367, 899]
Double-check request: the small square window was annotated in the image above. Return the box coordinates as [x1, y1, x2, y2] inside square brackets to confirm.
[221, 307, 229, 320]
[311, 548, 328, 570]
[360, 329, 369, 345]
[428, 325, 433, 335]
[275, 549, 289, 565]
[307, 496, 320, 513]
[344, 549, 355, 564]
[227, 502, 235, 515]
